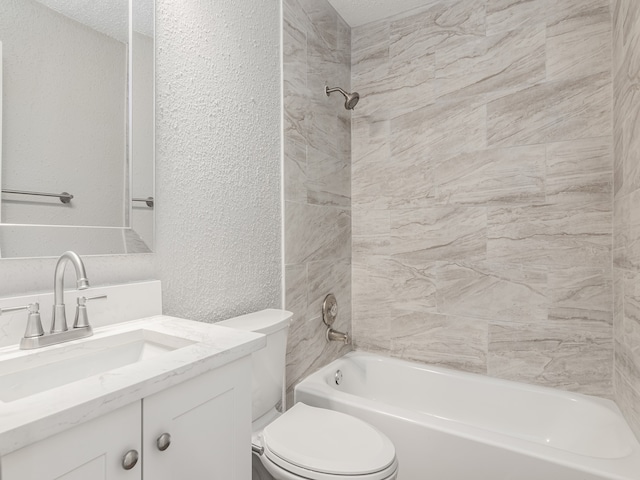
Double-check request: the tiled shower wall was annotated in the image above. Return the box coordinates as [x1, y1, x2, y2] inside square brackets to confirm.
[283, 0, 352, 399]
[613, 0, 640, 439]
[351, 0, 614, 396]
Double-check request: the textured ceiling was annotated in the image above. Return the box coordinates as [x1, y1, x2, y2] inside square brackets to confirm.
[327, 0, 434, 27]
[36, 0, 154, 42]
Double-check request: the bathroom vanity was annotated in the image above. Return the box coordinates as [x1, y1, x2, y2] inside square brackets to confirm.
[2, 358, 253, 479]
[0, 282, 265, 479]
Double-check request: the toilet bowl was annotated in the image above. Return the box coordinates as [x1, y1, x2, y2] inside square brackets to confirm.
[259, 403, 398, 480]
[218, 310, 398, 480]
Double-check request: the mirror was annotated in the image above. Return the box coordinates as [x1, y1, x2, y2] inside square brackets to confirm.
[0, 0, 154, 257]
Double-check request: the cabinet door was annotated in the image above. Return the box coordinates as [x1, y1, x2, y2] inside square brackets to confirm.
[1, 402, 141, 480]
[143, 357, 252, 480]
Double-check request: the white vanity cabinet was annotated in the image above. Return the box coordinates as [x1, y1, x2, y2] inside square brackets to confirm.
[1, 357, 252, 480]
[142, 356, 252, 479]
[1, 402, 142, 480]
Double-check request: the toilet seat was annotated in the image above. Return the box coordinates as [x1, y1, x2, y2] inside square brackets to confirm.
[260, 403, 398, 480]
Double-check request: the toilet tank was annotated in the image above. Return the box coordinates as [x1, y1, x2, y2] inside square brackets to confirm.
[217, 309, 292, 422]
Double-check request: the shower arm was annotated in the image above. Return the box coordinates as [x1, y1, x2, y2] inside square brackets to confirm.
[325, 86, 347, 96]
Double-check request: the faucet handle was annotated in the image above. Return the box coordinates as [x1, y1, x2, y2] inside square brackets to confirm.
[76, 295, 107, 306]
[0, 303, 45, 339]
[73, 295, 107, 329]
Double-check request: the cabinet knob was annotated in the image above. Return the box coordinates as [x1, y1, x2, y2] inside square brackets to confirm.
[157, 432, 172, 451]
[122, 449, 139, 470]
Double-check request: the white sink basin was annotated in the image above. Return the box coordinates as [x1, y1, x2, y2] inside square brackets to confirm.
[0, 329, 194, 402]
[0, 315, 266, 458]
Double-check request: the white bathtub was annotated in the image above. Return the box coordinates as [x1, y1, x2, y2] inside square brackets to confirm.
[294, 352, 640, 480]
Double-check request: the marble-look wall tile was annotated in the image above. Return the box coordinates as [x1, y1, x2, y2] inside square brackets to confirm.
[390, 0, 486, 58]
[352, 21, 389, 81]
[614, 189, 630, 262]
[547, 307, 612, 327]
[488, 321, 613, 395]
[600, 0, 639, 426]
[354, 67, 437, 123]
[386, 66, 437, 121]
[548, 0, 610, 34]
[541, 73, 611, 147]
[487, 72, 611, 148]
[337, 16, 351, 67]
[285, 201, 351, 264]
[389, 207, 487, 262]
[392, 99, 487, 160]
[286, 313, 334, 388]
[351, 118, 391, 209]
[546, 137, 613, 206]
[352, 314, 391, 354]
[284, 136, 307, 204]
[548, 267, 612, 315]
[613, 95, 624, 200]
[297, 0, 337, 51]
[285, 262, 351, 396]
[611, 0, 640, 432]
[612, 0, 636, 76]
[283, 0, 310, 148]
[486, 0, 550, 35]
[434, 145, 545, 205]
[623, 270, 640, 359]
[352, 207, 390, 236]
[615, 50, 640, 198]
[546, 0, 611, 81]
[352, 235, 391, 258]
[487, 204, 611, 267]
[306, 146, 350, 207]
[285, 264, 326, 390]
[351, 16, 439, 121]
[285, 320, 352, 394]
[353, 255, 438, 318]
[307, 259, 352, 324]
[283, 4, 307, 91]
[352, 0, 614, 399]
[285, 264, 307, 317]
[283, 0, 352, 395]
[625, 190, 640, 270]
[283, 82, 309, 147]
[616, 340, 640, 397]
[390, 312, 488, 374]
[436, 262, 548, 323]
[435, 25, 546, 102]
[306, 109, 338, 160]
[614, 268, 624, 344]
[614, 368, 640, 440]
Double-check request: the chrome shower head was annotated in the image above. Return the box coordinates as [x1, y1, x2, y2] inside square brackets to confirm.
[325, 86, 360, 110]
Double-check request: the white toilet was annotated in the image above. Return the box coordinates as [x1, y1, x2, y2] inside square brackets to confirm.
[218, 309, 399, 480]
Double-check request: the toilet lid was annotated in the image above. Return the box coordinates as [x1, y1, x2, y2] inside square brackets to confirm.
[262, 403, 396, 476]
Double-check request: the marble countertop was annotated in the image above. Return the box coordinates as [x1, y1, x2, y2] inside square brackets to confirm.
[0, 315, 265, 456]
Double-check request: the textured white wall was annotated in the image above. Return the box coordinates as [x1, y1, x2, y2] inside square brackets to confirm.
[0, 0, 282, 320]
[155, 0, 282, 322]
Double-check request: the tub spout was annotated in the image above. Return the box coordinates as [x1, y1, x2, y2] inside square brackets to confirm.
[326, 328, 350, 345]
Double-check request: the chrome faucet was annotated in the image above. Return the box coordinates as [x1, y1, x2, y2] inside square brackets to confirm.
[51, 251, 90, 333]
[1, 251, 106, 350]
